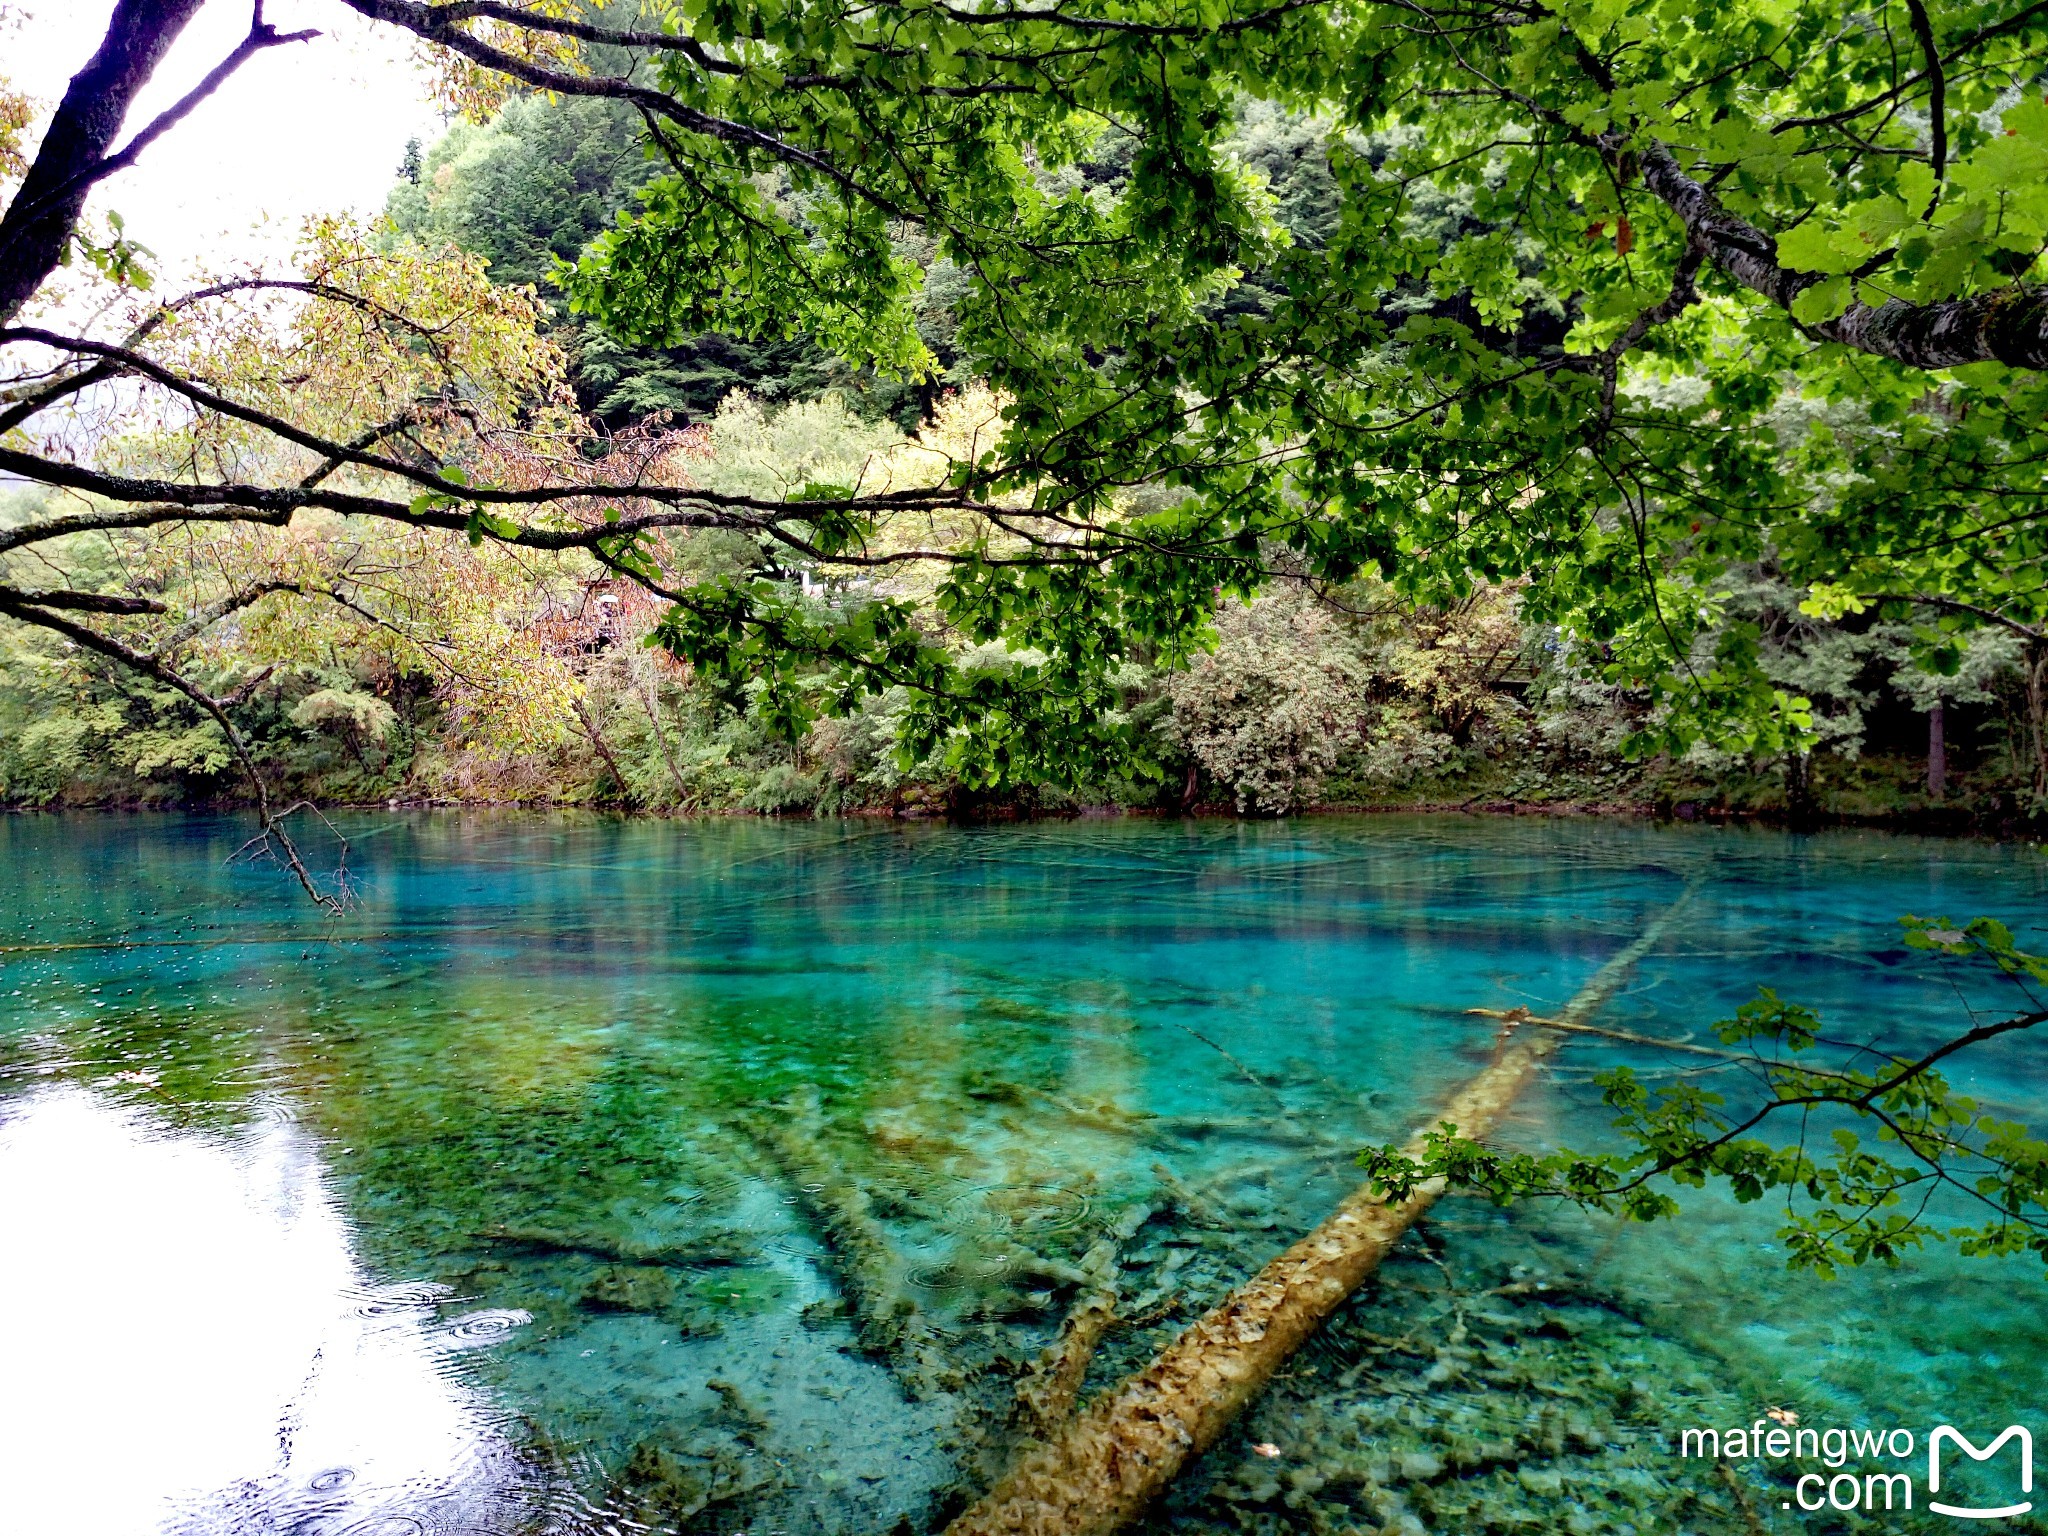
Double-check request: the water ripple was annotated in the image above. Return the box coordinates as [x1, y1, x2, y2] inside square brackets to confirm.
[433, 1309, 532, 1350]
[943, 1183, 1091, 1237]
[344, 1280, 455, 1319]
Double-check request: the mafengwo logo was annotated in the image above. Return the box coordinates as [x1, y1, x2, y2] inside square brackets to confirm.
[1929, 1426, 2033, 1521]
[1679, 1416, 2035, 1518]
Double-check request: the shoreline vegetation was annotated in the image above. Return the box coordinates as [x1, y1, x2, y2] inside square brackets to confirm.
[4, 774, 2036, 840]
[4, 68, 2044, 845]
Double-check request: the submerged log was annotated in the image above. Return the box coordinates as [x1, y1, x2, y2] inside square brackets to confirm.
[942, 889, 1696, 1536]
[748, 1088, 952, 1394]
[1013, 1204, 1155, 1439]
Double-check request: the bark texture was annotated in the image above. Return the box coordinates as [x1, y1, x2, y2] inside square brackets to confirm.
[2027, 641, 2048, 799]
[942, 888, 1695, 1536]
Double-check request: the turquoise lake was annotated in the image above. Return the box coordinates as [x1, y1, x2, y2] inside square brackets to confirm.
[1, 812, 2043, 1535]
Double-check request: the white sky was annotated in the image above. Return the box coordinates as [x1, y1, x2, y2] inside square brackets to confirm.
[6, 0, 444, 286]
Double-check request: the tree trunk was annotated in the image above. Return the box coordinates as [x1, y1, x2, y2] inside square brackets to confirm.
[636, 672, 693, 807]
[0, 0, 208, 326]
[1783, 751, 1816, 829]
[2029, 643, 2048, 802]
[944, 890, 1696, 1536]
[1928, 702, 1947, 800]
[573, 699, 637, 807]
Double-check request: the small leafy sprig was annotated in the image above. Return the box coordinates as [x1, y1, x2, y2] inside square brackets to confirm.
[63, 210, 154, 291]
[1363, 918, 2048, 1276]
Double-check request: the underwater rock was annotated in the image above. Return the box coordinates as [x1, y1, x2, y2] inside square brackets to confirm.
[609, 1437, 779, 1534]
[964, 1073, 1030, 1106]
[1148, 1162, 1229, 1230]
[580, 1264, 678, 1315]
[1395, 1451, 1444, 1483]
[800, 1295, 851, 1329]
[613, 1440, 713, 1527]
[706, 1376, 773, 1439]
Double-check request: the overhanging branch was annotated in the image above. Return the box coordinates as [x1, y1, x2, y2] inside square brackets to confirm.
[0, 587, 346, 910]
[1637, 140, 2048, 371]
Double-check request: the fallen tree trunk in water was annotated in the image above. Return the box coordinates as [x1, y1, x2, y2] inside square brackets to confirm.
[943, 889, 1696, 1536]
[1013, 1204, 1155, 1439]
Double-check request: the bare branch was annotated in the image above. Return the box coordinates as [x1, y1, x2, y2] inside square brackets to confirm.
[3, 9, 320, 234]
[0, 588, 347, 911]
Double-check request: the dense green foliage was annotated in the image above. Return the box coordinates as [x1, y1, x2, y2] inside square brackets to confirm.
[405, 0, 2048, 796]
[384, 95, 944, 427]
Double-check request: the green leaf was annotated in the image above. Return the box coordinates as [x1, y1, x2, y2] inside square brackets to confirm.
[1776, 224, 1859, 276]
[464, 510, 522, 545]
[1789, 276, 1852, 324]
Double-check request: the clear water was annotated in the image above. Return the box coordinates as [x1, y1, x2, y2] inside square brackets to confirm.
[1, 812, 2043, 1536]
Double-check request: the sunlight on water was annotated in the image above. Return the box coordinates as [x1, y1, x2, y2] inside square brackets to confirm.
[0, 1089, 537, 1536]
[0, 812, 2042, 1534]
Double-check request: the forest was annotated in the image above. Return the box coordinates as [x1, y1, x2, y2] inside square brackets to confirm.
[3, 11, 2042, 831]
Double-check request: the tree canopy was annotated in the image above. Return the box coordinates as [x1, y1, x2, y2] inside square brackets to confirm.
[2, 0, 2047, 821]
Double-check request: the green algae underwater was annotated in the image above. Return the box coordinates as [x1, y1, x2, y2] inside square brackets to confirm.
[0, 812, 2044, 1536]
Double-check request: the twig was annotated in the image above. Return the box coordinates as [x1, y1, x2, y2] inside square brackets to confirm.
[1465, 1005, 1742, 1060]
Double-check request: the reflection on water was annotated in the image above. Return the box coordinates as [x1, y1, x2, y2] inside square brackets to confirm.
[0, 1088, 546, 1536]
[0, 812, 2044, 1535]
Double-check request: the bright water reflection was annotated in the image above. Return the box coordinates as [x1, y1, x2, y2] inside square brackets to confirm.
[0, 813, 2044, 1535]
[0, 1088, 547, 1536]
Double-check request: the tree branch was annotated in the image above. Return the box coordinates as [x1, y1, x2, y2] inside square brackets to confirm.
[0, 584, 166, 615]
[1637, 140, 2048, 369]
[3, 4, 320, 235]
[336, 0, 911, 218]
[1901, 0, 1946, 191]
[0, 0, 211, 326]
[0, 587, 346, 910]
[0, 440, 980, 558]
[381, 0, 744, 73]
